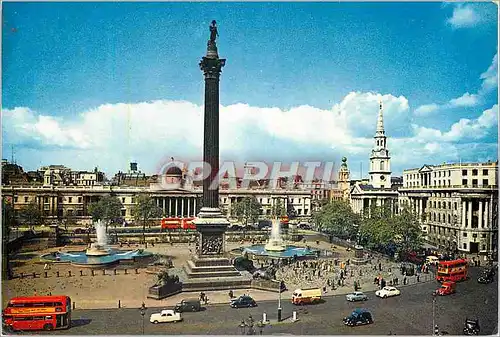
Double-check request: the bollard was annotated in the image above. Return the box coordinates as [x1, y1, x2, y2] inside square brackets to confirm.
[292, 311, 298, 322]
[124, 269, 128, 274]
[102, 270, 106, 276]
[56, 271, 60, 277]
[114, 269, 117, 275]
[80, 270, 83, 276]
[73, 302, 75, 310]
[118, 300, 121, 308]
[68, 271, 72, 277]
[262, 313, 267, 323]
[135, 268, 138, 274]
[33, 272, 36, 278]
[44, 271, 48, 278]
[91, 270, 95, 276]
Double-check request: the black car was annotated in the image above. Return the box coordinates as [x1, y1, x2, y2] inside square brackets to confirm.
[343, 308, 373, 326]
[230, 295, 257, 308]
[463, 318, 480, 335]
[477, 275, 494, 284]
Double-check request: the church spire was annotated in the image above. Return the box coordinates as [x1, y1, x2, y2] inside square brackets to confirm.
[376, 100, 385, 135]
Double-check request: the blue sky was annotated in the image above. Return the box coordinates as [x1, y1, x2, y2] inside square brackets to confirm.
[2, 2, 498, 179]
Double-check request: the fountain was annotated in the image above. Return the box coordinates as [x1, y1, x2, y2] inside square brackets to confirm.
[264, 219, 286, 252]
[86, 220, 112, 256]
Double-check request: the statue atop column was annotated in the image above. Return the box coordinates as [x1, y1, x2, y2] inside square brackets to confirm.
[209, 20, 218, 43]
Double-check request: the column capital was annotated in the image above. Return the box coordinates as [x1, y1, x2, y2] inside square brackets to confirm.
[199, 57, 226, 79]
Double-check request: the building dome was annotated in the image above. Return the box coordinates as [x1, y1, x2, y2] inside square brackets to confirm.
[165, 166, 183, 176]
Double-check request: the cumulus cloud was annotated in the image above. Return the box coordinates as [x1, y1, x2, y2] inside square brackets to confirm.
[3, 94, 497, 177]
[447, 4, 481, 28]
[414, 103, 439, 116]
[480, 53, 498, 94]
[449, 92, 481, 107]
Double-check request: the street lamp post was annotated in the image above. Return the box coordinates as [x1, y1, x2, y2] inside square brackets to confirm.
[140, 302, 147, 335]
[432, 292, 437, 335]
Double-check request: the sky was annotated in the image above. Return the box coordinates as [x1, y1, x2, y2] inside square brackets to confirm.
[2, 1, 498, 180]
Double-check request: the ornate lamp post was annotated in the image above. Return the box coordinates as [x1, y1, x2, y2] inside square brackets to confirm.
[140, 302, 147, 335]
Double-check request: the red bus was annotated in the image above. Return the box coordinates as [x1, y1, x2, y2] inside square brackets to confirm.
[280, 216, 289, 225]
[436, 259, 468, 282]
[3, 295, 71, 331]
[160, 217, 197, 230]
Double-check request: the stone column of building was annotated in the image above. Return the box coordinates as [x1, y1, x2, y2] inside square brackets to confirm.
[168, 198, 172, 216]
[187, 198, 191, 217]
[468, 200, 473, 228]
[484, 200, 489, 229]
[419, 198, 423, 220]
[162, 198, 166, 215]
[193, 198, 197, 215]
[181, 198, 185, 217]
[462, 200, 467, 228]
[478, 200, 483, 230]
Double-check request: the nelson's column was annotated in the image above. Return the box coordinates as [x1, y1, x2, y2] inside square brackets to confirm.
[181, 21, 250, 290]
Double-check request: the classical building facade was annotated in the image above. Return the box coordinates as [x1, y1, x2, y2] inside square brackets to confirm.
[399, 161, 498, 255]
[349, 102, 399, 215]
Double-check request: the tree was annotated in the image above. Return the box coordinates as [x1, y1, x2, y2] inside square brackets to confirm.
[231, 197, 262, 226]
[132, 194, 163, 244]
[88, 195, 123, 231]
[270, 198, 287, 219]
[17, 201, 42, 229]
[312, 200, 361, 239]
[2, 198, 15, 279]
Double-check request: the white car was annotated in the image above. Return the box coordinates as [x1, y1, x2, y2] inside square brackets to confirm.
[375, 286, 401, 298]
[149, 309, 183, 324]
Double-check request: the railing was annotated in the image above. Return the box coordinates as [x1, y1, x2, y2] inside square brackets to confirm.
[400, 185, 497, 190]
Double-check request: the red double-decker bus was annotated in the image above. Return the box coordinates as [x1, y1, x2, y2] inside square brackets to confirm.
[3, 295, 71, 331]
[280, 216, 289, 225]
[160, 217, 197, 230]
[436, 259, 468, 282]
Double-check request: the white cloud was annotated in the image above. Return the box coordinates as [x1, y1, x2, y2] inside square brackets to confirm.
[3, 96, 497, 177]
[413, 104, 498, 142]
[448, 92, 480, 107]
[480, 53, 498, 93]
[414, 103, 439, 116]
[447, 4, 481, 28]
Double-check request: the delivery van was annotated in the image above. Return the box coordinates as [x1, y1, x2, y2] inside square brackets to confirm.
[291, 288, 322, 305]
[426, 256, 439, 265]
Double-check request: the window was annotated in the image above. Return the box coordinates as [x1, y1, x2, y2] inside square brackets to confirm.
[481, 234, 486, 238]
[448, 171, 451, 177]
[472, 233, 477, 238]
[438, 202, 441, 209]
[44, 197, 49, 203]
[483, 169, 488, 175]
[482, 245, 486, 251]
[454, 202, 457, 210]
[463, 232, 467, 237]
[131, 198, 136, 203]
[448, 215, 451, 223]
[463, 243, 467, 249]
[122, 198, 126, 203]
[483, 179, 488, 186]
[13, 196, 18, 203]
[121, 209, 126, 217]
[78, 197, 82, 203]
[462, 170, 467, 176]
[462, 179, 467, 186]
[472, 169, 478, 176]
[24, 196, 29, 202]
[69, 197, 73, 203]
[472, 179, 478, 187]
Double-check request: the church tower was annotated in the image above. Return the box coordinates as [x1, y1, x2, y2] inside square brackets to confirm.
[369, 101, 391, 188]
[338, 156, 350, 199]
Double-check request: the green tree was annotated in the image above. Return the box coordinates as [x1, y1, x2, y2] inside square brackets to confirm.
[17, 201, 42, 229]
[132, 194, 163, 244]
[88, 195, 123, 231]
[2, 198, 15, 279]
[231, 197, 262, 226]
[270, 198, 287, 218]
[313, 200, 361, 239]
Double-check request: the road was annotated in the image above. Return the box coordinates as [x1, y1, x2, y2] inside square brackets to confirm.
[16, 267, 498, 335]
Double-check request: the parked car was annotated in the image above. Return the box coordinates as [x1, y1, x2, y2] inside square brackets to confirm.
[230, 295, 257, 308]
[346, 291, 368, 302]
[463, 318, 480, 335]
[149, 310, 183, 324]
[477, 274, 494, 284]
[343, 308, 374, 326]
[174, 298, 201, 312]
[375, 286, 401, 298]
[435, 281, 456, 296]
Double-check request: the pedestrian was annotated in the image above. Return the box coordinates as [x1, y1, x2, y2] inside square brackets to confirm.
[417, 274, 420, 282]
[403, 277, 407, 285]
[379, 263, 382, 271]
[228, 290, 234, 299]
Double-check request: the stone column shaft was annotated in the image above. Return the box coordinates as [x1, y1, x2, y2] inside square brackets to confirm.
[462, 201, 467, 228]
[479, 200, 483, 229]
[468, 201, 472, 229]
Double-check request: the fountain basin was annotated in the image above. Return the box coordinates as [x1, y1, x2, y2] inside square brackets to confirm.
[41, 249, 153, 267]
[237, 244, 319, 259]
[264, 240, 286, 252]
